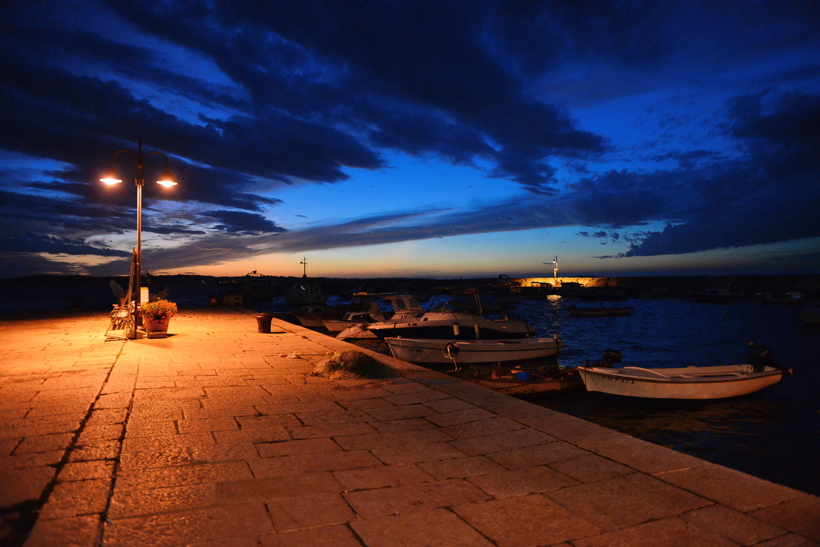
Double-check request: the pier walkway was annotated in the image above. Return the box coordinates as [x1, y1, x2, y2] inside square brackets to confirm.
[1, 308, 818, 546]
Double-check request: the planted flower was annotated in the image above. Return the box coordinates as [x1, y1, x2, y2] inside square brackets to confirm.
[140, 299, 178, 322]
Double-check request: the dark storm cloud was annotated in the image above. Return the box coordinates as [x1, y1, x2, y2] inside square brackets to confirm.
[565, 169, 682, 228]
[1, 1, 819, 275]
[202, 210, 287, 235]
[0, 42, 381, 187]
[623, 91, 820, 258]
[109, 1, 606, 188]
[650, 150, 723, 170]
[0, 232, 127, 257]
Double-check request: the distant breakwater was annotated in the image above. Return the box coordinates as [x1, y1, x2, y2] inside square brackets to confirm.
[513, 274, 820, 299]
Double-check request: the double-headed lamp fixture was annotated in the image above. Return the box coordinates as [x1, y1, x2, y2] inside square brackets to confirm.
[101, 161, 177, 187]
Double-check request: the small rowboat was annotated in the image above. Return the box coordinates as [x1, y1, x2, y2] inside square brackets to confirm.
[452, 369, 583, 395]
[577, 364, 783, 399]
[567, 306, 632, 317]
[385, 336, 563, 366]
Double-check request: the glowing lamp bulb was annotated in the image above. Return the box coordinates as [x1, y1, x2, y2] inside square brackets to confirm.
[101, 165, 122, 185]
[157, 166, 176, 187]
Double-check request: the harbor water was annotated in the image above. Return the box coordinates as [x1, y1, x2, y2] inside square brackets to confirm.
[516, 296, 820, 498]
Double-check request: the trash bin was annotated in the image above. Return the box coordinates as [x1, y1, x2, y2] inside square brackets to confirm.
[256, 313, 274, 333]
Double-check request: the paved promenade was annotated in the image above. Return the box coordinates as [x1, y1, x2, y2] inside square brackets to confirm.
[1, 308, 818, 547]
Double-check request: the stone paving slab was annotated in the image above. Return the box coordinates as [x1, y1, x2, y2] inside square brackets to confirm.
[1, 308, 819, 546]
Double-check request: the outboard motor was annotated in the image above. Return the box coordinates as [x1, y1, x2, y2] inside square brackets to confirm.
[582, 349, 622, 368]
[746, 341, 790, 373]
[600, 349, 622, 368]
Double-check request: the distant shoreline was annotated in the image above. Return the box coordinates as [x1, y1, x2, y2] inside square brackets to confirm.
[3, 272, 819, 296]
[2, 272, 817, 318]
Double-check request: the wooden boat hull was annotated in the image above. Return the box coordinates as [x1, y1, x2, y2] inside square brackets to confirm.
[577, 364, 783, 399]
[385, 337, 562, 365]
[456, 373, 583, 395]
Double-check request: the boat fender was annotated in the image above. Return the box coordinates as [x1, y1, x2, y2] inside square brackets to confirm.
[474, 324, 480, 339]
[453, 323, 460, 336]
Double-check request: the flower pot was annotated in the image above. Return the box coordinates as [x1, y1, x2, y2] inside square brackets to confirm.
[144, 316, 170, 337]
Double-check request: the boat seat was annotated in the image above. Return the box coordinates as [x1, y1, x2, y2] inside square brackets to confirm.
[620, 366, 670, 378]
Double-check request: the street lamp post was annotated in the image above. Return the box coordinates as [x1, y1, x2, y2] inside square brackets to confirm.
[101, 140, 176, 338]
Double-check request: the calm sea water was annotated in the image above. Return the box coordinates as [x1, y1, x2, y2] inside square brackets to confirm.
[515, 296, 820, 497]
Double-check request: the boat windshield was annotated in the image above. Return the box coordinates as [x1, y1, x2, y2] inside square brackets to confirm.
[428, 302, 458, 313]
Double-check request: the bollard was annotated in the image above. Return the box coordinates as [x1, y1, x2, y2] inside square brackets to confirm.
[256, 313, 274, 333]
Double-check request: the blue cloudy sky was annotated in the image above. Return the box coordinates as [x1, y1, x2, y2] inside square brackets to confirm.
[1, 1, 819, 279]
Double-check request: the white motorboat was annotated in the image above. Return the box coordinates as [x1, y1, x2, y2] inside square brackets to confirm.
[294, 292, 382, 328]
[364, 301, 535, 340]
[385, 336, 563, 366]
[577, 364, 783, 399]
[327, 294, 425, 335]
[324, 309, 385, 334]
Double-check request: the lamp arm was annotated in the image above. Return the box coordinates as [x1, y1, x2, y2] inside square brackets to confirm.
[142, 150, 170, 167]
[109, 149, 139, 163]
